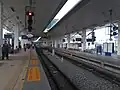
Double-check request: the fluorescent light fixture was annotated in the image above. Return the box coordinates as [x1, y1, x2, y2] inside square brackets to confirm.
[54, 0, 81, 20]
[44, 29, 49, 33]
[34, 37, 41, 42]
[43, 0, 81, 33]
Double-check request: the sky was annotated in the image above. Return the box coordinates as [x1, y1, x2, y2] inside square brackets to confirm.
[87, 26, 118, 45]
[94, 28, 110, 42]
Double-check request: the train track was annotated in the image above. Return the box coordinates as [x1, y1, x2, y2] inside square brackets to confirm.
[37, 49, 78, 90]
[53, 50, 120, 86]
[41, 46, 120, 85]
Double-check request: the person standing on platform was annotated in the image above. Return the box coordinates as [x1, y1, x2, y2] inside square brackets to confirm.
[2, 41, 9, 60]
[32, 44, 34, 49]
[8, 41, 12, 53]
[23, 44, 26, 52]
[19, 44, 21, 50]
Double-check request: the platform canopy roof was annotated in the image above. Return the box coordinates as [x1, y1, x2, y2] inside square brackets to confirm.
[1, 0, 67, 36]
[47, 0, 120, 38]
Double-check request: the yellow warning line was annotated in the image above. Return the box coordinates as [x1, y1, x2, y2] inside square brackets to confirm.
[27, 67, 40, 81]
[31, 59, 38, 65]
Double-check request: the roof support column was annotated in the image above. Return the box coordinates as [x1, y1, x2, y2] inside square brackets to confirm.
[52, 40, 54, 47]
[67, 34, 70, 49]
[51, 39, 55, 55]
[0, 2, 3, 56]
[14, 23, 19, 49]
[52, 39, 55, 48]
[52, 38, 58, 48]
[82, 30, 86, 51]
[48, 39, 52, 46]
[54, 39, 58, 48]
[59, 37, 63, 48]
[117, 22, 120, 55]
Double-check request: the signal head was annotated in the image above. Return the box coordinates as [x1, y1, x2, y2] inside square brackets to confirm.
[26, 11, 34, 16]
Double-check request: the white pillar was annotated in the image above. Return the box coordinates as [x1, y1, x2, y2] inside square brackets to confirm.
[59, 39, 62, 48]
[54, 39, 57, 48]
[14, 23, 19, 49]
[82, 30, 86, 51]
[51, 39, 58, 48]
[67, 34, 70, 49]
[46, 39, 48, 46]
[52, 49, 55, 56]
[52, 40, 54, 47]
[117, 22, 120, 55]
[0, 3, 3, 56]
[59, 37, 63, 48]
[51, 39, 55, 55]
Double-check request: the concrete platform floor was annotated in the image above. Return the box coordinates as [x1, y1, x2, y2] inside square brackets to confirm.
[0, 49, 30, 90]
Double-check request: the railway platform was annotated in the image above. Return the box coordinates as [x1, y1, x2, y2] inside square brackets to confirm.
[1, 46, 120, 90]
[0, 49, 51, 90]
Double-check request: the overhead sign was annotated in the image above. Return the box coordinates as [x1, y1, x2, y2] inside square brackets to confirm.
[76, 38, 81, 41]
[4, 34, 12, 38]
[22, 35, 39, 39]
[22, 35, 28, 39]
